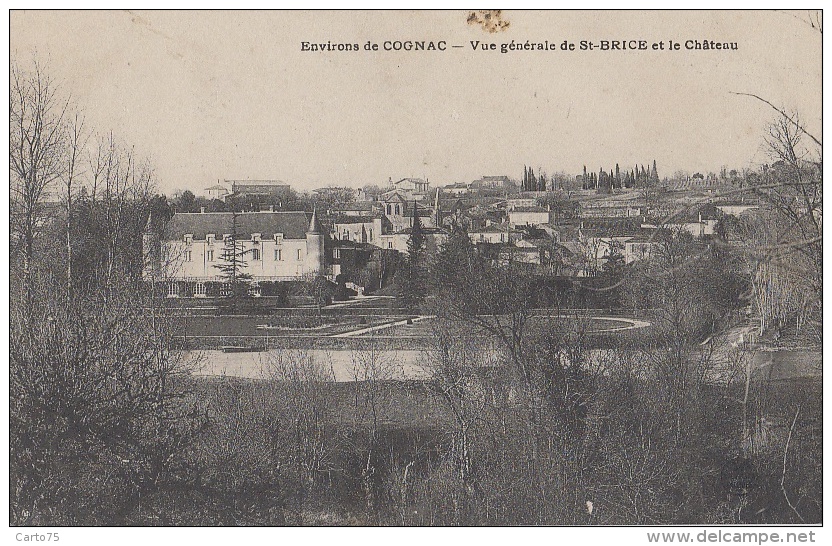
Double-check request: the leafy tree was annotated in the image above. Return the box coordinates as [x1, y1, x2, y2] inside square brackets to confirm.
[174, 189, 197, 212]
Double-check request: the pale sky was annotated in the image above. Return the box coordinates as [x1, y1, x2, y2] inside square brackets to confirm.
[10, 10, 822, 195]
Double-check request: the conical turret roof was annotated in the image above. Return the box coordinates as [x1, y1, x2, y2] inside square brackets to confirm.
[307, 207, 321, 233]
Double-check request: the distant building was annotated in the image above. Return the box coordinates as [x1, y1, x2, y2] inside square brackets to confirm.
[468, 224, 522, 245]
[716, 204, 759, 216]
[505, 198, 537, 209]
[642, 210, 720, 238]
[580, 203, 642, 218]
[143, 209, 326, 297]
[332, 215, 388, 246]
[227, 179, 292, 200]
[381, 192, 434, 232]
[204, 184, 230, 201]
[624, 237, 654, 263]
[471, 175, 514, 190]
[379, 227, 447, 254]
[390, 177, 430, 193]
[508, 206, 550, 228]
[332, 200, 378, 217]
[442, 182, 471, 196]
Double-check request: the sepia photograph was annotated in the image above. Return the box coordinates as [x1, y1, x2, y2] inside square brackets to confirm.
[8, 8, 823, 534]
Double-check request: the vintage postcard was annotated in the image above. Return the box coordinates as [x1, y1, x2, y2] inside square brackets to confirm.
[8, 8, 822, 540]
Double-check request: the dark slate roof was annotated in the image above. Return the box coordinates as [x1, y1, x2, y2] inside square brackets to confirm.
[471, 224, 517, 234]
[163, 211, 310, 240]
[510, 206, 549, 213]
[402, 207, 433, 217]
[336, 201, 376, 211]
[332, 215, 380, 224]
[229, 180, 291, 195]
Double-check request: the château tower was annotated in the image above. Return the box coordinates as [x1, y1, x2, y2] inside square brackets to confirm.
[304, 207, 325, 276]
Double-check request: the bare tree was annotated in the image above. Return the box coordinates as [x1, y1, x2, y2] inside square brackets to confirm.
[9, 60, 71, 298]
[61, 112, 86, 294]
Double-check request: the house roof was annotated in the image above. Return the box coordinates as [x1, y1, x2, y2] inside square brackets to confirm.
[205, 184, 228, 191]
[228, 179, 288, 187]
[336, 201, 376, 211]
[381, 191, 409, 203]
[395, 226, 448, 235]
[164, 211, 311, 240]
[402, 206, 433, 217]
[332, 215, 380, 225]
[471, 224, 517, 234]
[229, 180, 291, 195]
[510, 206, 549, 214]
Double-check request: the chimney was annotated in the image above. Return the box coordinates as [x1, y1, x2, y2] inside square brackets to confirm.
[200, 206, 206, 214]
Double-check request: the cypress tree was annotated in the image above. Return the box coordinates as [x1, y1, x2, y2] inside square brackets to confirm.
[398, 201, 426, 311]
[649, 159, 659, 185]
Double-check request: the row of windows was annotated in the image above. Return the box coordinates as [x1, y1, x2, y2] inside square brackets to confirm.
[182, 248, 302, 262]
[188, 234, 283, 245]
[341, 228, 374, 240]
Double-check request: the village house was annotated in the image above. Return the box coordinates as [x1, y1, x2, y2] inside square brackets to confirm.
[386, 177, 430, 196]
[204, 183, 230, 201]
[227, 179, 292, 201]
[331, 200, 379, 217]
[442, 182, 471, 196]
[143, 209, 327, 297]
[381, 192, 435, 232]
[507, 206, 550, 228]
[331, 215, 389, 247]
[579, 202, 643, 218]
[470, 175, 514, 190]
[624, 236, 655, 263]
[642, 209, 720, 238]
[379, 226, 448, 254]
[468, 224, 523, 245]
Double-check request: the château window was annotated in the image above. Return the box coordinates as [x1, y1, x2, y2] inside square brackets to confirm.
[297, 249, 302, 260]
[194, 283, 206, 297]
[388, 241, 393, 249]
[333, 248, 341, 259]
[274, 248, 282, 261]
[206, 250, 214, 262]
[184, 250, 192, 262]
[251, 248, 261, 261]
